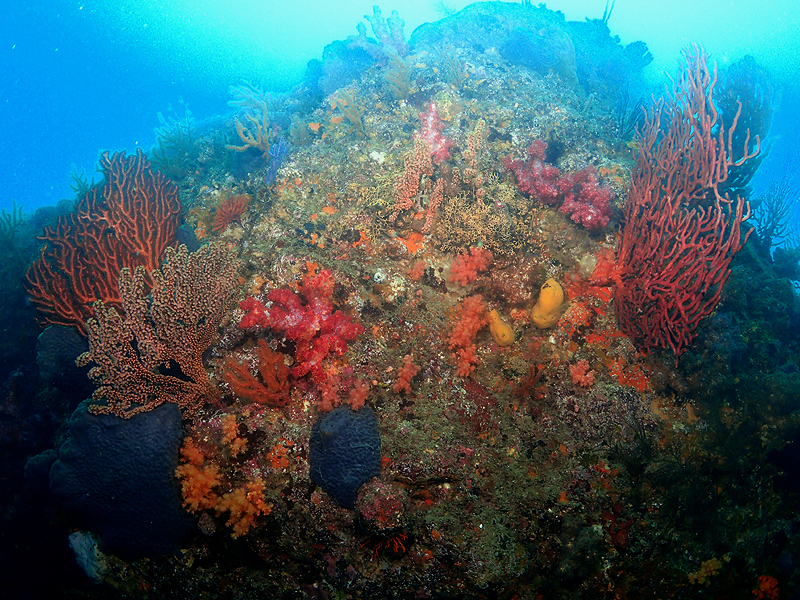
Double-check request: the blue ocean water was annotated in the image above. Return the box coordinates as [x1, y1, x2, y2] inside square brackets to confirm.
[2, 1, 798, 213]
[1, 1, 445, 209]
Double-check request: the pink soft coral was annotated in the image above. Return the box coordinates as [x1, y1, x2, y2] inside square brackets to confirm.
[415, 101, 453, 164]
[505, 140, 613, 231]
[569, 359, 596, 387]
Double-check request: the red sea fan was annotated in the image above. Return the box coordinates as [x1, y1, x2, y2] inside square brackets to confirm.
[212, 194, 250, 233]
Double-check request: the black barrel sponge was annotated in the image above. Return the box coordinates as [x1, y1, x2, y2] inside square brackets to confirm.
[49, 400, 193, 558]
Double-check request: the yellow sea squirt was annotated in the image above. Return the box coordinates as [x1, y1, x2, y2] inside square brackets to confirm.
[488, 309, 515, 346]
[531, 278, 564, 329]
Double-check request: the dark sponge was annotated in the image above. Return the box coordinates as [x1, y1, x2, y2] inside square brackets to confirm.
[309, 406, 381, 508]
[36, 325, 93, 398]
[49, 400, 193, 558]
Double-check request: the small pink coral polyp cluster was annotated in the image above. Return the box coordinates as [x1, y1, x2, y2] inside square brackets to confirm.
[239, 270, 365, 383]
[504, 140, 612, 231]
[569, 359, 596, 387]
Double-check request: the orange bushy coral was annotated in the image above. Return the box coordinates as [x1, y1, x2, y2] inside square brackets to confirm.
[216, 479, 272, 538]
[175, 437, 221, 511]
[220, 413, 247, 456]
[393, 354, 420, 393]
[753, 575, 779, 600]
[448, 295, 487, 377]
[454, 344, 479, 377]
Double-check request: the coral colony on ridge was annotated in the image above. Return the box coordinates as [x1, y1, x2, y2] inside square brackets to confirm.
[3, 3, 800, 599]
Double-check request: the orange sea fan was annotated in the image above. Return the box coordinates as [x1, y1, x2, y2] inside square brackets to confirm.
[222, 339, 291, 406]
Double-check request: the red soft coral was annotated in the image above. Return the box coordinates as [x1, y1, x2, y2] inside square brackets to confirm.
[448, 295, 487, 377]
[239, 296, 269, 329]
[557, 166, 612, 231]
[503, 140, 561, 204]
[239, 270, 365, 383]
[291, 310, 365, 382]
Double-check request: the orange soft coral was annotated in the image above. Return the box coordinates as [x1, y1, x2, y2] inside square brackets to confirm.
[176, 462, 221, 512]
[392, 354, 420, 393]
[175, 436, 222, 511]
[347, 379, 370, 410]
[216, 479, 272, 538]
[448, 295, 487, 377]
[219, 413, 248, 457]
[448, 295, 487, 349]
[454, 344, 479, 377]
[408, 260, 427, 281]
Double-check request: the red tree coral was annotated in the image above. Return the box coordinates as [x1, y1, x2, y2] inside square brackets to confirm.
[25, 150, 180, 331]
[212, 194, 250, 233]
[222, 339, 291, 406]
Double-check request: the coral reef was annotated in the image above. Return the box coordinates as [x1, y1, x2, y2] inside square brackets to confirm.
[7, 4, 800, 600]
